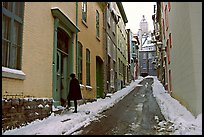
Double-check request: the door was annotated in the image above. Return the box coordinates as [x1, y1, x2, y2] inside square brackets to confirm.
[56, 28, 69, 106]
[96, 56, 104, 98]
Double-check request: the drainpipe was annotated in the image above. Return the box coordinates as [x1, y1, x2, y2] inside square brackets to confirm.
[75, 2, 79, 78]
[52, 18, 59, 107]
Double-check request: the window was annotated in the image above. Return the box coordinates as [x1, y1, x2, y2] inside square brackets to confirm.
[86, 49, 90, 86]
[167, 39, 170, 64]
[82, 2, 87, 22]
[78, 42, 83, 84]
[2, 2, 24, 70]
[96, 10, 100, 38]
[169, 69, 172, 92]
[143, 62, 146, 69]
[118, 58, 121, 75]
[168, 2, 171, 11]
[162, 2, 164, 12]
[107, 56, 111, 89]
[112, 20, 116, 35]
[143, 52, 146, 59]
[165, 5, 168, 31]
[113, 45, 116, 61]
[162, 18, 165, 39]
[148, 52, 152, 59]
[149, 60, 152, 69]
[169, 33, 172, 48]
[107, 10, 110, 27]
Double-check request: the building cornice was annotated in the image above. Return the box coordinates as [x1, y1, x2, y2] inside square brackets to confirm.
[116, 2, 128, 23]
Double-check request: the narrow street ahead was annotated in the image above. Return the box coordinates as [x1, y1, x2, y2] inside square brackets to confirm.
[72, 77, 173, 135]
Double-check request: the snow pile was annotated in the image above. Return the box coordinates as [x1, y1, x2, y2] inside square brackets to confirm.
[3, 76, 201, 135]
[151, 76, 202, 135]
[3, 78, 144, 135]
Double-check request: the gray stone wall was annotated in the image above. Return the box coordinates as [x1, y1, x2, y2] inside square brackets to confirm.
[2, 98, 52, 132]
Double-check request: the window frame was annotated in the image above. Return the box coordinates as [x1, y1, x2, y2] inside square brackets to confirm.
[86, 48, 91, 86]
[112, 19, 116, 35]
[78, 42, 83, 84]
[82, 2, 87, 23]
[169, 69, 172, 92]
[167, 39, 170, 64]
[96, 10, 100, 38]
[168, 2, 171, 12]
[107, 9, 111, 27]
[2, 2, 24, 70]
[169, 33, 172, 48]
[165, 5, 169, 31]
[162, 18, 165, 39]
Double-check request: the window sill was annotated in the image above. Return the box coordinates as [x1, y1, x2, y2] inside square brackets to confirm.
[85, 85, 92, 91]
[2, 67, 26, 80]
[82, 19, 88, 28]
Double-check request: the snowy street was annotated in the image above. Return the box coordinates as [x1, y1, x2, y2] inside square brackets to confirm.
[72, 77, 172, 135]
[2, 76, 202, 135]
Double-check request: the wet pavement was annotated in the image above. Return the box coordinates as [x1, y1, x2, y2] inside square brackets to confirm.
[72, 77, 173, 135]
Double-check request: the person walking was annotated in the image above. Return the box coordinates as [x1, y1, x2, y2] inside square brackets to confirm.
[67, 73, 82, 113]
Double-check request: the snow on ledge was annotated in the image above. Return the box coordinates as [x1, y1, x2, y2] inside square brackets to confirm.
[85, 85, 93, 91]
[2, 67, 26, 80]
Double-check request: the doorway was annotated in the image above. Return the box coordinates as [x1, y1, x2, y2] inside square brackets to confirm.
[56, 28, 69, 106]
[96, 56, 104, 98]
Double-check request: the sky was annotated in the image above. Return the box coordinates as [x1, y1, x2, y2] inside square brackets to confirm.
[122, 2, 156, 34]
[3, 76, 202, 135]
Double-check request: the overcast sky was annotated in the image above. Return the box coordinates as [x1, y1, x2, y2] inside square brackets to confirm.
[122, 2, 156, 34]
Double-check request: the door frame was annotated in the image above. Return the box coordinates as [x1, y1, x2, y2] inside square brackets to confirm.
[51, 8, 80, 108]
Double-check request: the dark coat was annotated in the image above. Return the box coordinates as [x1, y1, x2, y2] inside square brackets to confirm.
[67, 78, 82, 100]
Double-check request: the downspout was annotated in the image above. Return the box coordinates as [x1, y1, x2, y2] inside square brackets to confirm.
[75, 2, 79, 78]
[52, 18, 59, 107]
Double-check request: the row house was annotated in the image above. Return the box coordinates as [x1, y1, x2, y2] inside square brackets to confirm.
[132, 33, 140, 80]
[2, 2, 107, 130]
[2, 2, 80, 108]
[104, 2, 128, 93]
[115, 2, 128, 90]
[152, 2, 202, 116]
[2, 2, 130, 130]
[152, 3, 166, 86]
[77, 2, 107, 99]
[138, 15, 156, 77]
[104, 2, 118, 93]
[126, 29, 140, 81]
[126, 29, 133, 82]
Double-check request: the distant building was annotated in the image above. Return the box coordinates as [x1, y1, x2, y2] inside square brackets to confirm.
[138, 15, 156, 76]
[139, 15, 148, 36]
[139, 33, 156, 76]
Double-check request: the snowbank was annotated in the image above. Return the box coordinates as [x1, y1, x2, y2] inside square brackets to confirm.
[151, 76, 202, 135]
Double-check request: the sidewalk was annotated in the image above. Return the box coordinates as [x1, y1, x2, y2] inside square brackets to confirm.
[3, 78, 144, 135]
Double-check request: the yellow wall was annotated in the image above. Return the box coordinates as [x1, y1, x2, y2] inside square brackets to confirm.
[2, 2, 77, 98]
[78, 2, 104, 99]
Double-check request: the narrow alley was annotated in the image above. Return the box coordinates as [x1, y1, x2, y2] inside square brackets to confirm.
[2, 2, 202, 135]
[72, 77, 173, 135]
